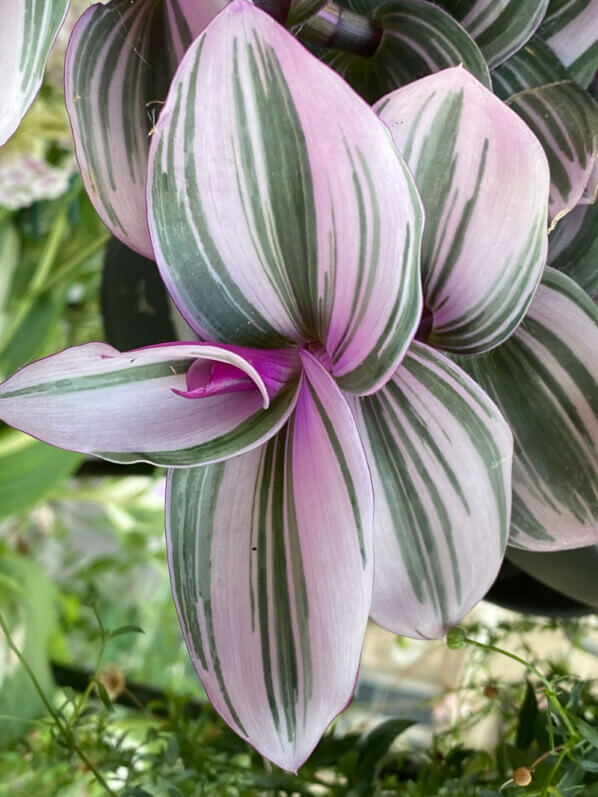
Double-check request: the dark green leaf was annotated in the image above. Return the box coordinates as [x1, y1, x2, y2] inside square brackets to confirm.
[101, 238, 177, 351]
[436, 0, 549, 67]
[354, 718, 415, 781]
[0, 553, 56, 744]
[0, 429, 82, 520]
[492, 36, 569, 100]
[95, 680, 114, 712]
[165, 736, 179, 767]
[575, 717, 598, 748]
[325, 0, 490, 103]
[108, 625, 145, 639]
[516, 681, 539, 749]
[549, 200, 598, 298]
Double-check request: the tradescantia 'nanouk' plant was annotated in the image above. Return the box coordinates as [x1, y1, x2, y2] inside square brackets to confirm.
[1, 0, 598, 773]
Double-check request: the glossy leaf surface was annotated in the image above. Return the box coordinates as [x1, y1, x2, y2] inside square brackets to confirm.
[0, 0, 69, 146]
[548, 200, 598, 296]
[458, 269, 598, 552]
[352, 341, 512, 639]
[148, 0, 423, 395]
[65, 0, 228, 257]
[0, 342, 301, 467]
[325, 0, 490, 104]
[166, 351, 373, 771]
[506, 80, 598, 224]
[436, 0, 549, 67]
[376, 67, 549, 355]
[492, 36, 569, 100]
[540, 0, 598, 87]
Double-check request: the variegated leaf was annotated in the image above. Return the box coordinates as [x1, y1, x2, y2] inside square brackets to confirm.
[287, 0, 329, 25]
[506, 81, 598, 225]
[0, 0, 70, 146]
[148, 0, 423, 395]
[375, 67, 549, 355]
[350, 341, 512, 639]
[335, 0, 384, 10]
[457, 269, 598, 552]
[324, 0, 491, 104]
[252, 0, 328, 24]
[492, 36, 569, 100]
[0, 342, 301, 467]
[65, 0, 228, 258]
[436, 0, 549, 68]
[166, 350, 373, 771]
[539, 0, 598, 87]
[549, 200, 598, 296]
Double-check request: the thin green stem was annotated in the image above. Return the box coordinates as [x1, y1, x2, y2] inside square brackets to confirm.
[43, 232, 110, 292]
[0, 204, 69, 355]
[0, 612, 64, 729]
[68, 612, 107, 730]
[31, 207, 70, 294]
[542, 742, 573, 795]
[0, 611, 117, 796]
[463, 637, 578, 738]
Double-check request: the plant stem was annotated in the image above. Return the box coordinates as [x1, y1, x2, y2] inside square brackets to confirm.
[43, 231, 110, 292]
[0, 204, 68, 355]
[297, 1, 382, 56]
[463, 636, 578, 738]
[542, 743, 573, 795]
[0, 611, 117, 796]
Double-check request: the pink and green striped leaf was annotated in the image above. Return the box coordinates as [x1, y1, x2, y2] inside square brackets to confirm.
[0, 0, 70, 146]
[148, 0, 423, 395]
[506, 80, 598, 225]
[350, 341, 512, 639]
[375, 67, 550, 355]
[549, 200, 598, 297]
[0, 342, 301, 467]
[65, 0, 228, 258]
[492, 36, 569, 100]
[324, 0, 490, 104]
[436, 0, 549, 68]
[166, 350, 373, 772]
[539, 0, 598, 87]
[457, 269, 598, 552]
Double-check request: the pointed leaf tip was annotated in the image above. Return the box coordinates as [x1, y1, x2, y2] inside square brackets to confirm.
[148, 0, 423, 394]
[0, 342, 301, 467]
[0, 0, 69, 146]
[376, 66, 549, 356]
[166, 352, 373, 770]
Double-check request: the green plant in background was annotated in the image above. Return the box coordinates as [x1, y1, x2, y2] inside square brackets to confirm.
[0, 0, 597, 792]
[4, 589, 598, 795]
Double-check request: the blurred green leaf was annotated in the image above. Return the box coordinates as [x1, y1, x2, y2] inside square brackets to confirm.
[575, 717, 598, 748]
[108, 625, 145, 639]
[354, 718, 415, 782]
[0, 428, 82, 520]
[0, 552, 56, 744]
[516, 681, 539, 749]
[95, 680, 113, 712]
